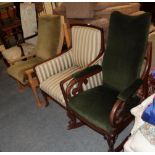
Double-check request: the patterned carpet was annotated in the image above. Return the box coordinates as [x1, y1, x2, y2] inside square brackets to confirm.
[0, 59, 133, 152]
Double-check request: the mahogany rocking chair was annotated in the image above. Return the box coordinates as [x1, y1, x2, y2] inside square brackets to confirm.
[65, 11, 152, 151]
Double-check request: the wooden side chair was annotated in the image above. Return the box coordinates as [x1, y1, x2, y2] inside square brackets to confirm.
[34, 24, 104, 108]
[65, 12, 152, 151]
[6, 14, 70, 107]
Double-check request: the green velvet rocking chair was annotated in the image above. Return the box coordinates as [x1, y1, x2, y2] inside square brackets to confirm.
[65, 11, 152, 151]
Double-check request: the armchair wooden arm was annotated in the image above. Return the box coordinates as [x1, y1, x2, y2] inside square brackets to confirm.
[66, 65, 102, 102]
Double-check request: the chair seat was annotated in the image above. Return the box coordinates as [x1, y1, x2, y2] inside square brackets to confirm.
[7, 57, 43, 84]
[40, 66, 82, 106]
[69, 84, 140, 132]
[68, 85, 119, 132]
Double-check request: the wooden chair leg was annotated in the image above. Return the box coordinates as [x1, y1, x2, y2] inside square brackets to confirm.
[142, 77, 149, 99]
[41, 91, 49, 107]
[67, 109, 83, 130]
[30, 84, 43, 107]
[104, 134, 117, 152]
[16, 80, 26, 92]
[104, 133, 129, 152]
[114, 134, 130, 152]
[25, 69, 44, 107]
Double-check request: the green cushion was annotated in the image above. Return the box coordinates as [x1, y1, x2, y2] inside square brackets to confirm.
[68, 85, 119, 132]
[102, 12, 151, 92]
[36, 15, 62, 60]
[118, 79, 142, 102]
[69, 84, 140, 132]
[7, 57, 43, 85]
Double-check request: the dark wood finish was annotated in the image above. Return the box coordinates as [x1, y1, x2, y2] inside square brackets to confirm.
[148, 72, 155, 95]
[141, 42, 152, 99]
[65, 43, 152, 151]
[0, 3, 23, 49]
[140, 3, 155, 24]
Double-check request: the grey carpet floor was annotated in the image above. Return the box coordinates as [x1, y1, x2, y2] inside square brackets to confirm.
[0, 59, 133, 152]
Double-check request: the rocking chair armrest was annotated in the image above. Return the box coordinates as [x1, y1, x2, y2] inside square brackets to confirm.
[72, 65, 102, 80]
[65, 65, 102, 102]
[110, 79, 142, 127]
[117, 79, 143, 102]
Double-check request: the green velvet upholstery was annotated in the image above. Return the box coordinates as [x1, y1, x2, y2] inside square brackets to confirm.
[36, 15, 62, 60]
[102, 11, 151, 92]
[7, 57, 43, 84]
[69, 84, 140, 132]
[68, 12, 151, 134]
[118, 78, 142, 102]
[69, 85, 119, 132]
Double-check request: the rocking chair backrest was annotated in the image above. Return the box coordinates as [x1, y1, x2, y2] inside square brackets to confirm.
[102, 11, 151, 92]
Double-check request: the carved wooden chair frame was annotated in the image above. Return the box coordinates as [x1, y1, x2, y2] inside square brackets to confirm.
[65, 42, 152, 151]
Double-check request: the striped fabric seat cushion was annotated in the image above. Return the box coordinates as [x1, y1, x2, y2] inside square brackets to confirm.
[71, 26, 101, 67]
[40, 66, 82, 107]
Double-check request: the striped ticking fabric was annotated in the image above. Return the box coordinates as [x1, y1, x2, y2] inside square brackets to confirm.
[71, 26, 101, 67]
[35, 49, 73, 83]
[83, 72, 103, 91]
[40, 66, 82, 106]
[35, 26, 103, 106]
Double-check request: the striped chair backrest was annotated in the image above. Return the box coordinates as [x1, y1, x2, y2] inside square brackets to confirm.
[71, 26, 102, 67]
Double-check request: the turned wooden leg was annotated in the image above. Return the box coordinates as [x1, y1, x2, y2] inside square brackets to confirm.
[114, 134, 130, 152]
[67, 109, 83, 130]
[41, 91, 49, 107]
[67, 110, 77, 130]
[142, 78, 149, 99]
[25, 69, 44, 107]
[30, 84, 43, 107]
[104, 134, 117, 152]
[16, 80, 26, 92]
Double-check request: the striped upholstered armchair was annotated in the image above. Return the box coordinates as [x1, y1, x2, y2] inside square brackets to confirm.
[35, 25, 104, 107]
